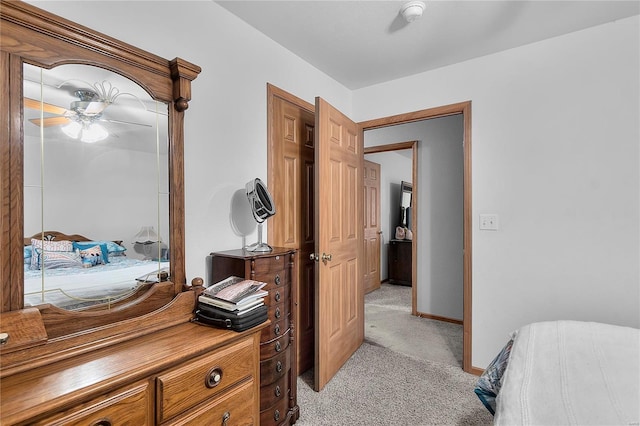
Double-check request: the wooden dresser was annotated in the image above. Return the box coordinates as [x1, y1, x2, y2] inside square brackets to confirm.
[388, 239, 412, 286]
[0, 293, 266, 426]
[210, 248, 298, 425]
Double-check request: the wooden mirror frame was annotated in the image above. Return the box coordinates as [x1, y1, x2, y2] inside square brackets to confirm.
[0, 1, 200, 354]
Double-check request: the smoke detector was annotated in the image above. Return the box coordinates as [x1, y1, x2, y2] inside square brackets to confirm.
[400, 1, 426, 23]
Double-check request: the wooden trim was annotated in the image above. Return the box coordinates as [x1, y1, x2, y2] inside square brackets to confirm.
[416, 311, 463, 325]
[359, 100, 473, 374]
[266, 84, 314, 246]
[469, 366, 485, 376]
[0, 1, 201, 101]
[0, 289, 196, 378]
[359, 101, 469, 130]
[364, 140, 415, 154]
[411, 142, 418, 316]
[461, 102, 473, 373]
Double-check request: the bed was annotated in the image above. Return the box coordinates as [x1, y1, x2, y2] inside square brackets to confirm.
[476, 320, 639, 425]
[24, 231, 169, 310]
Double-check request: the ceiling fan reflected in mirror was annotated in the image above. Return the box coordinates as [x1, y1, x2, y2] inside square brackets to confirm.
[245, 178, 276, 252]
[24, 81, 151, 143]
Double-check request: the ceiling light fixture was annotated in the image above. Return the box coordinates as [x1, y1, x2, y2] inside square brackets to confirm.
[60, 89, 109, 142]
[61, 120, 108, 143]
[400, 0, 426, 23]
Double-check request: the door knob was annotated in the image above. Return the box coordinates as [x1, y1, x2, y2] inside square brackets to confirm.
[310, 253, 319, 261]
[322, 253, 332, 262]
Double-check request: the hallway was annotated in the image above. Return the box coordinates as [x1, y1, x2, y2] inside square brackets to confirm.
[365, 283, 463, 368]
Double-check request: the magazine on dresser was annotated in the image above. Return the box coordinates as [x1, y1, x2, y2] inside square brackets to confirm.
[201, 275, 268, 312]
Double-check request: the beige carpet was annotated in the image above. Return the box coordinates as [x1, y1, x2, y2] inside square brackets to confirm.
[364, 283, 463, 367]
[294, 283, 492, 425]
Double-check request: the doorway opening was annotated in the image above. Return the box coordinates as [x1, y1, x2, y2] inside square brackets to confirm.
[360, 103, 472, 372]
[364, 141, 417, 313]
[267, 83, 472, 374]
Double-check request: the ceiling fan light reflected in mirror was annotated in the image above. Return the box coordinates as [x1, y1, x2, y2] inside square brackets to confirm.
[24, 78, 152, 141]
[61, 120, 108, 143]
[245, 178, 276, 252]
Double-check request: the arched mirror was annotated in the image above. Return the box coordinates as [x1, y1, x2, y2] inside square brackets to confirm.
[0, 1, 200, 340]
[22, 63, 169, 310]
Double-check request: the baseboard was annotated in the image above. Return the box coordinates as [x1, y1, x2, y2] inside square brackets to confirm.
[469, 366, 485, 376]
[415, 311, 463, 325]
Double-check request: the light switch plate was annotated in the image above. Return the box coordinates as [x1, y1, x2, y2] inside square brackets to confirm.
[479, 214, 499, 230]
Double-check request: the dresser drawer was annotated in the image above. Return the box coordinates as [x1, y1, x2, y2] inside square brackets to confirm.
[209, 248, 297, 426]
[164, 379, 256, 426]
[260, 348, 290, 384]
[270, 302, 287, 322]
[266, 284, 289, 307]
[260, 371, 288, 409]
[261, 315, 290, 343]
[260, 330, 291, 359]
[252, 255, 287, 279]
[260, 396, 290, 426]
[157, 336, 254, 423]
[33, 381, 152, 426]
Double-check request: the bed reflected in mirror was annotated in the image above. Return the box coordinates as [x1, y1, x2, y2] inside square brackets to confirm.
[22, 63, 170, 310]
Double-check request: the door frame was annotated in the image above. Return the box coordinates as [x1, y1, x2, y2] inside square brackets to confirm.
[364, 141, 418, 315]
[267, 85, 473, 373]
[359, 101, 472, 373]
[266, 83, 316, 376]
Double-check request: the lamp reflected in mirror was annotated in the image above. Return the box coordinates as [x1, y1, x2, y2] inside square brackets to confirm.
[133, 226, 167, 260]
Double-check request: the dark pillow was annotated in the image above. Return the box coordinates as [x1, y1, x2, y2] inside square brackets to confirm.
[474, 337, 514, 415]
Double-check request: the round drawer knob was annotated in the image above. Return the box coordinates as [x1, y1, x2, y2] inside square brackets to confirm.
[274, 410, 281, 421]
[222, 412, 230, 426]
[276, 360, 283, 373]
[275, 385, 281, 397]
[205, 367, 223, 388]
[275, 274, 281, 285]
[274, 324, 281, 335]
[90, 419, 111, 426]
[275, 307, 281, 319]
[275, 291, 281, 302]
[275, 341, 282, 352]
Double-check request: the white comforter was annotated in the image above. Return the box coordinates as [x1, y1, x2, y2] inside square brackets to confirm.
[24, 257, 169, 307]
[494, 320, 639, 425]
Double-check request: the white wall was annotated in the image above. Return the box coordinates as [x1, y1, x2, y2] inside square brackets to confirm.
[365, 117, 464, 320]
[354, 16, 640, 368]
[364, 150, 413, 280]
[23, 134, 167, 258]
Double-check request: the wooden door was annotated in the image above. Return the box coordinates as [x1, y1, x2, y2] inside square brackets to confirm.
[363, 160, 381, 293]
[267, 86, 315, 375]
[314, 97, 364, 391]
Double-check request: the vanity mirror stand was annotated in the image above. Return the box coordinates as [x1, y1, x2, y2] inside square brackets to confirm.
[0, 2, 267, 424]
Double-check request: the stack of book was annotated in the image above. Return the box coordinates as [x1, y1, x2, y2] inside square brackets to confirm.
[195, 276, 269, 331]
[200, 275, 268, 313]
